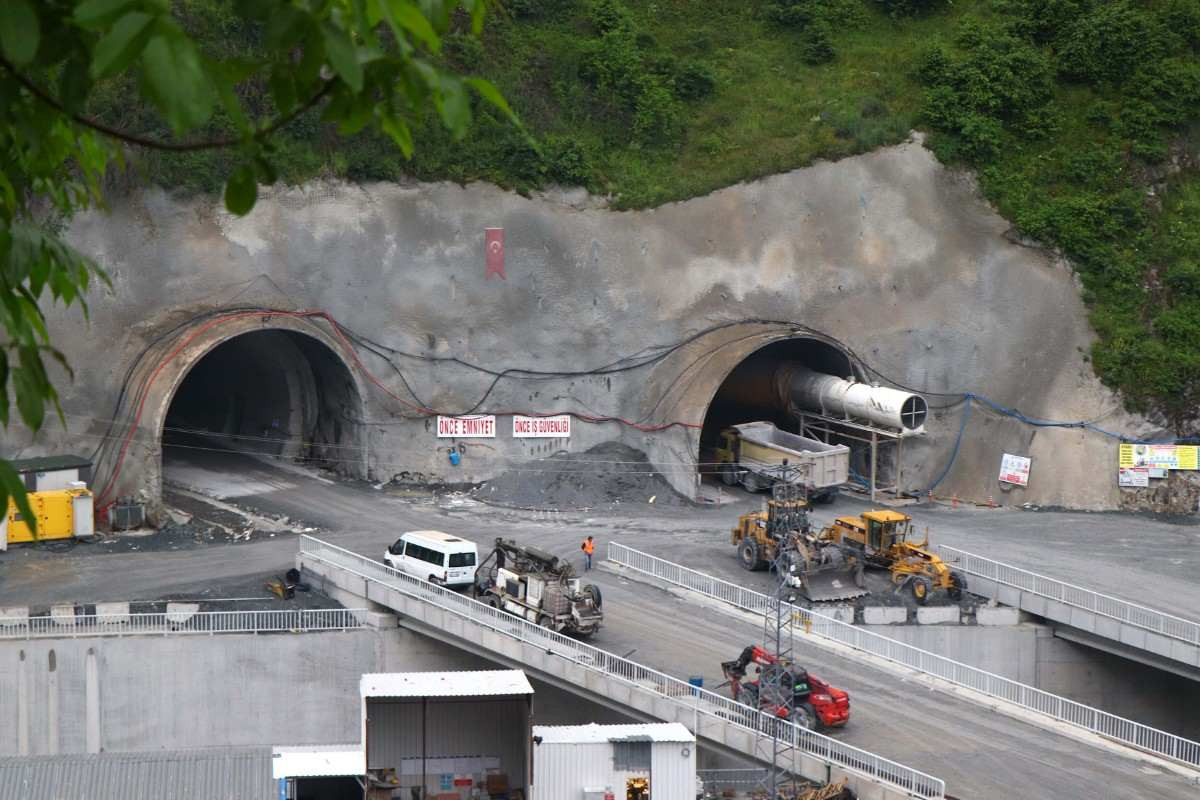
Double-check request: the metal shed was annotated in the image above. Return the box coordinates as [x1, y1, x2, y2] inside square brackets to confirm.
[362, 670, 534, 799]
[532, 723, 697, 800]
[272, 744, 365, 800]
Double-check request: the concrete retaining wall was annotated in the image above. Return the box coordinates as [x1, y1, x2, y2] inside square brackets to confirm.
[863, 624, 1200, 739]
[0, 627, 643, 758]
[10, 138, 1149, 512]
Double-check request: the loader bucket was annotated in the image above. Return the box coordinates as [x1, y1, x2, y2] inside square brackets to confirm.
[800, 569, 869, 602]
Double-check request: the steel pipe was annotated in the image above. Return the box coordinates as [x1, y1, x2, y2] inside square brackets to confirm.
[777, 364, 927, 432]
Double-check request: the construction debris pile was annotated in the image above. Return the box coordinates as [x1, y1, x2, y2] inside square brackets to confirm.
[476, 442, 689, 510]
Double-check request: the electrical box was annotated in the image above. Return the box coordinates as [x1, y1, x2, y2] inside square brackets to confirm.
[4, 487, 95, 545]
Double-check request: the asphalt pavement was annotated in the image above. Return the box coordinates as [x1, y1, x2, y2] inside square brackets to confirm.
[2, 447, 1200, 798]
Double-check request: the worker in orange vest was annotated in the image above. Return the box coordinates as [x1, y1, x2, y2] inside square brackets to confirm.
[581, 536, 595, 571]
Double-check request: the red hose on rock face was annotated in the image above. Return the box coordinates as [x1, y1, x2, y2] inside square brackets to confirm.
[95, 309, 700, 505]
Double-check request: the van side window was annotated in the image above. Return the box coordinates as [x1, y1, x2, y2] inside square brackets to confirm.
[449, 552, 475, 568]
[405, 543, 444, 567]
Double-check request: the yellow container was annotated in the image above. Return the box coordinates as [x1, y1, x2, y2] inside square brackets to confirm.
[4, 488, 94, 544]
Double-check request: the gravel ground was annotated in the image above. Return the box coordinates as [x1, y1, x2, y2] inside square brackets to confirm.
[19, 571, 342, 616]
[473, 442, 692, 511]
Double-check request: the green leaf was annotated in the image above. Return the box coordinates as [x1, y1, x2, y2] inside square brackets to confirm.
[0, 0, 39, 67]
[269, 67, 297, 114]
[0, 460, 35, 538]
[58, 56, 93, 115]
[464, 77, 515, 121]
[140, 33, 215, 132]
[0, 349, 7, 426]
[436, 74, 470, 138]
[321, 22, 363, 92]
[382, 0, 440, 52]
[224, 165, 258, 216]
[90, 11, 155, 79]
[74, 0, 137, 28]
[264, 5, 308, 50]
[380, 113, 414, 158]
[13, 364, 45, 431]
[459, 0, 486, 35]
[210, 64, 251, 134]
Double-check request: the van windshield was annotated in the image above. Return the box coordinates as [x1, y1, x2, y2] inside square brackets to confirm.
[449, 552, 476, 568]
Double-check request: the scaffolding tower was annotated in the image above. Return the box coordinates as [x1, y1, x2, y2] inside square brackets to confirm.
[755, 480, 808, 799]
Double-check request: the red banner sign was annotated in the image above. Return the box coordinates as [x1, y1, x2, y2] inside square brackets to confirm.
[485, 227, 505, 280]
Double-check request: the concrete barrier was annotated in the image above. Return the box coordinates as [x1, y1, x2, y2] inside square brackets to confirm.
[977, 607, 1022, 626]
[50, 605, 76, 627]
[94, 602, 130, 623]
[862, 606, 908, 625]
[825, 605, 855, 624]
[165, 602, 199, 624]
[0, 607, 29, 627]
[915, 606, 960, 625]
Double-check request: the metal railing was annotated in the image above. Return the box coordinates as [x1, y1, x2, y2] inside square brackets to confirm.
[607, 542, 1200, 769]
[0, 608, 366, 639]
[298, 535, 944, 799]
[937, 545, 1200, 647]
[698, 767, 770, 787]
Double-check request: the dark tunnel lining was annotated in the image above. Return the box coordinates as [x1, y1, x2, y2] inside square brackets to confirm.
[700, 337, 858, 450]
[163, 330, 362, 471]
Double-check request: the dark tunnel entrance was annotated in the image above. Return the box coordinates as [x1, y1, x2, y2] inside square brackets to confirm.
[163, 330, 363, 474]
[700, 337, 862, 495]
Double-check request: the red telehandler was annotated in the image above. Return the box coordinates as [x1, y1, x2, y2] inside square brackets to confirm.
[721, 645, 850, 730]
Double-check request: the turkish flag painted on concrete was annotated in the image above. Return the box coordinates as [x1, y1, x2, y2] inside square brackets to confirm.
[485, 227, 506, 280]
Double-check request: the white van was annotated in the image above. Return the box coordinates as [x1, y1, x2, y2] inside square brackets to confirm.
[383, 530, 478, 587]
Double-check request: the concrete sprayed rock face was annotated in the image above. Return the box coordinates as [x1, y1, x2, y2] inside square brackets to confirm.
[16, 137, 1145, 513]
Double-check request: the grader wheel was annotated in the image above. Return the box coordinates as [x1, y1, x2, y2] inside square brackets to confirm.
[911, 577, 931, 605]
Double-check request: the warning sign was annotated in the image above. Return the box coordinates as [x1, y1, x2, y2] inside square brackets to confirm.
[1120, 443, 1199, 470]
[998, 453, 1031, 486]
[1118, 467, 1149, 487]
[512, 414, 572, 438]
[1118, 443, 1135, 468]
[436, 415, 496, 438]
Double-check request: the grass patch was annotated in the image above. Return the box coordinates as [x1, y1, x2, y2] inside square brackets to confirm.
[95, 0, 1200, 431]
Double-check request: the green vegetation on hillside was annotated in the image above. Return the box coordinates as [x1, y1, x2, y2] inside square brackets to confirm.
[96, 0, 1200, 433]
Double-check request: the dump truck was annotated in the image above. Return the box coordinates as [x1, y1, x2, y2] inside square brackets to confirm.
[729, 495, 866, 601]
[473, 537, 603, 637]
[714, 421, 849, 502]
[818, 510, 967, 604]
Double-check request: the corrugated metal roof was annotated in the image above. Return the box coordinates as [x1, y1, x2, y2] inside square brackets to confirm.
[361, 670, 533, 698]
[9, 455, 91, 474]
[533, 723, 695, 744]
[272, 744, 363, 779]
[0, 747, 274, 800]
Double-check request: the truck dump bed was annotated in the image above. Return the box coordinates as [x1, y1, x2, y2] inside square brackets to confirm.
[732, 421, 849, 489]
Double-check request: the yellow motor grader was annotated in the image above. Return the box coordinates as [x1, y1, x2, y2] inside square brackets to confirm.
[817, 510, 966, 604]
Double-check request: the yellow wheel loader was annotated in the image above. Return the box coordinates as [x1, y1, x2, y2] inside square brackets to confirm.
[817, 510, 966, 605]
[730, 497, 867, 602]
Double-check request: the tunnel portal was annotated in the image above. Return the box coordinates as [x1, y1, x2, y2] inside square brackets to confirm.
[163, 330, 363, 472]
